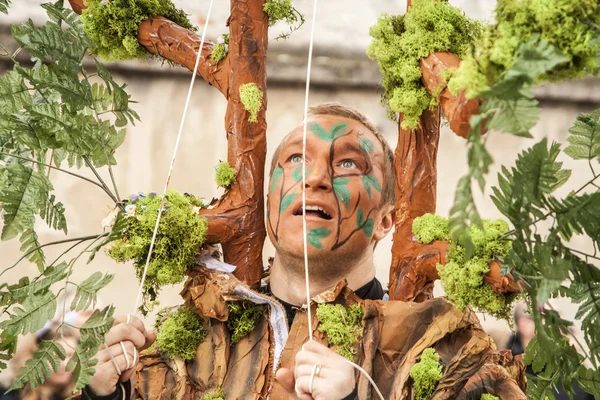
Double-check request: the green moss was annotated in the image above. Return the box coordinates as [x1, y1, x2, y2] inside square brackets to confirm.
[316, 303, 364, 361]
[215, 161, 237, 188]
[367, 0, 482, 127]
[263, 0, 297, 26]
[239, 83, 263, 123]
[81, 0, 194, 61]
[412, 213, 449, 244]
[227, 301, 266, 345]
[107, 190, 208, 309]
[210, 34, 229, 64]
[410, 348, 443, 400]
[155, 306, 206, 361]
[481, 395, 499, 400]
[449, 0, 600, 98]
[203, 387, 225, 400]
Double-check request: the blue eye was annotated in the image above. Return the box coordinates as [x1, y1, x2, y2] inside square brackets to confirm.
[289, 154, 303, 163]
[341, 159, 358, 169]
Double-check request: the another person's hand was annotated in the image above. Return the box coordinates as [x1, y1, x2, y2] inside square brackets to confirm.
[275, 340, 355, 400]
[88, 314, 156, 396]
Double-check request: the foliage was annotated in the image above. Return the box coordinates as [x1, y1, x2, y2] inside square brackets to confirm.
[227, 300, 266, 345]
[239, 83, 264, 123]
[367, 0, 482, 127]
[409, 348, 442, 400]
[155, 306, 206, 361]
[316, 303, 364, 361]
[81, 0, 194, 61]
[9, 340, 66, 391]
[263, 0, 305, 40]
[203, 387, 225, 400]
[448, 0, 600, 99]
[210, 35, 229, 64]
[481, 395, 499, 400]
[215, 161, 237, 188]
[413, 214, 516, 319]
[0, 0, 10, 14]
[107, 190, 208, 313]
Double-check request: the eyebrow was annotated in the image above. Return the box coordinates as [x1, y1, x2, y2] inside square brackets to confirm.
[285, 137, 304, 148]
[336, 142, 368, 156]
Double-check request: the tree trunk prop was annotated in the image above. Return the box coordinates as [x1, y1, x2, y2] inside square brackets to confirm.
[69, 0, 268, 288]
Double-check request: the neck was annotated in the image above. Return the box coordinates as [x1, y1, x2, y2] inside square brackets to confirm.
[269, 250, 376, 306]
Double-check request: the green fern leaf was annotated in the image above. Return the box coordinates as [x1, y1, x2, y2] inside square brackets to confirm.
[0, 0, 11, 14]
[18, 228, 46, 271]
[88, 213, 126, 263]
[564, 109, 600, 161]
[0, 333, 18, 371]
[66, 338, 99, 391]
[0, 291, 56, 336]
[9, 262, 70, 301]
[570, 282, 600, 353]
[0, 70, 32, 113]
[487, 95, 539, 137]
[448, 175, 481, 257]
[40, 194, 67, 233]
[9, 340, 66, 390]
[41, 2, 87, 42]
[79, 306, 115, 346]
[0, 164, 52, 241]
[548, 193, 600, 245]
[511, 36, 569, 79]
[16, 64, 92, 107]
[71, 272, 114, 311]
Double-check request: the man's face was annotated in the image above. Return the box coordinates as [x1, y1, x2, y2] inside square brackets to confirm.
[267, 115, 391, 266]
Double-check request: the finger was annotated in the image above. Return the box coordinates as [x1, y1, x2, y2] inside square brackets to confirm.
[98, 351, 133, 377]
[105, 323, 146, 348]
[120, 368, 136, 382]
[97, 341, 136, 365]
[302, 340, 334, 356]
[295, 375, 319, 398]
[140, 330, 157, 351]
[294, 350, 325, 369]
[275, 367, 295, 393]
[295, 364, 327, 379]
[113, 314, 147, 337]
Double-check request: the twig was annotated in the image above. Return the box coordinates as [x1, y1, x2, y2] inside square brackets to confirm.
[83, 157, 123, 210]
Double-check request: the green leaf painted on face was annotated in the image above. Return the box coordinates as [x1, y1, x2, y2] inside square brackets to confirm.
[356, 207, 364, 227]
[333, 177, 351, 209]
[270, 165, 283, 193]
[307, 227, 331, 249]
[309, 122, 332, 142]
[360, 138, 374, 154]
[330, 122, 349, 139]
[362, 175, 382, 198]
[292, 166, 312, 183]
[362, 218, 374, 237]
[280, 193, 297, 212]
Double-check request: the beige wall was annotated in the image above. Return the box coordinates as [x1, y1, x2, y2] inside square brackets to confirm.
[1, 65, 599, 351]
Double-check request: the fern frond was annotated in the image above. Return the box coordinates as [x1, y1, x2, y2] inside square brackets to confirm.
[0, 291, 56, 336]
[487, 95, 539, 137]
[9, 340, 66, 390]
[41, 2, 87, 42]
[18, 228, 46, 271]
[79, 306, 114, 346]
[0, 70, 32, 113]
[448, 175, 481, 257]
[17, 64, 92, 107]
[565, 109, 600, 161]
[0, 333, 17, 371]
[71, 272, 114, 311]
[40, 193, 67, 233]
[9, 262, 70, 301]
[548, 193, 600, 245]
[0, 0, 10, 14]
[66, 338, 99, 391]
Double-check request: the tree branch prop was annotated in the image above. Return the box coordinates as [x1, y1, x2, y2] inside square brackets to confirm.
[68, 0, 267, 288]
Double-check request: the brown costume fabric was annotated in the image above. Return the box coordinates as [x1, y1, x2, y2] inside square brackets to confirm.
[132, 271, 526, 399]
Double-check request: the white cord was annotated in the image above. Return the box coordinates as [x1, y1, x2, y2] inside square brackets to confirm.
[344, 359, 386, 400]
[133, 0, 215, 313]
[301, 0, 319, 343]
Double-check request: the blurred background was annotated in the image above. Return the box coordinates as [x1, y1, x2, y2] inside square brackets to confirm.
[1, 0, 599, 355]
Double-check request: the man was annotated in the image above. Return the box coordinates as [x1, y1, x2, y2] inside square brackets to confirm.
[82, 103, 526, 399]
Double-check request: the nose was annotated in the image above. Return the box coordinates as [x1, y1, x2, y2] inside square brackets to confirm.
[305, 158, 332, 191]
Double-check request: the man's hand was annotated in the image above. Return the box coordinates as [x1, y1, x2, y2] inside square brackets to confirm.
[88, 314, 156, 396]
[275, 340, 355, 400]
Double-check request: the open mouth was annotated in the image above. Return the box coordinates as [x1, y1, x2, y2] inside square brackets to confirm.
[293, 205, 333, 220]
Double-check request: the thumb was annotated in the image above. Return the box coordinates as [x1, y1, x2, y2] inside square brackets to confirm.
[275, 367, 295, 393]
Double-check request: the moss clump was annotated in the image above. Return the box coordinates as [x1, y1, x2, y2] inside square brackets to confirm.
[239, 83, 263, 123]
[81, 0, 194, 61]
[412, 213, 449, 244]
[367, 0, 482, 127]
[227, 301, 266, 345]
[263, 0, 296, 26]
[215, 161, 237, 188]
[449, 0, 600, 98]
[203, 387, 225, 400]
[155, 306, 206, 361]
[409, 348, 443, 400]
[481, 395, 499, 400]
[107, 190, 208, 307]
[210, 34, 229, 63]
[412, 214, 516, 319]
[316, 303, 364, 361]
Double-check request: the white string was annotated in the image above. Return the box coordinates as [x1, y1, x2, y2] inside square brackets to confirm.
[344, 359, 386, 400]
[133, 0, 215, 313]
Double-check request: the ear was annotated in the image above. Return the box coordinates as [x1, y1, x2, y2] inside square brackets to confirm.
[373, 204, 395, 241]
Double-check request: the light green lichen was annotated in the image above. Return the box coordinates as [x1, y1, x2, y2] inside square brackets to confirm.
[412, 214, 516, 319]
[367, 0, 482, 127]
[203, 387, 225, 400]
[316, 303, 364, 361]
[107, 190, 208, 307]
[239, 83, 263, 123]
[449, 0, 600, 98]
[227, 301, 266, 345]
[81, 0, 194, 61]
[155, 306, 206, 361]
[263, 0, 296, 26]
[481, 394, 499, 400]
[215, 161, 237, 188]
[410, 348, 443, 400]
[210, 34, 229, 63]
[412, 213, 449, 244]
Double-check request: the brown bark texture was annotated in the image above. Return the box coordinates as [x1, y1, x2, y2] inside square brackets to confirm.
[68, 0, 267, 288]
[132, 272, 527, 399]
